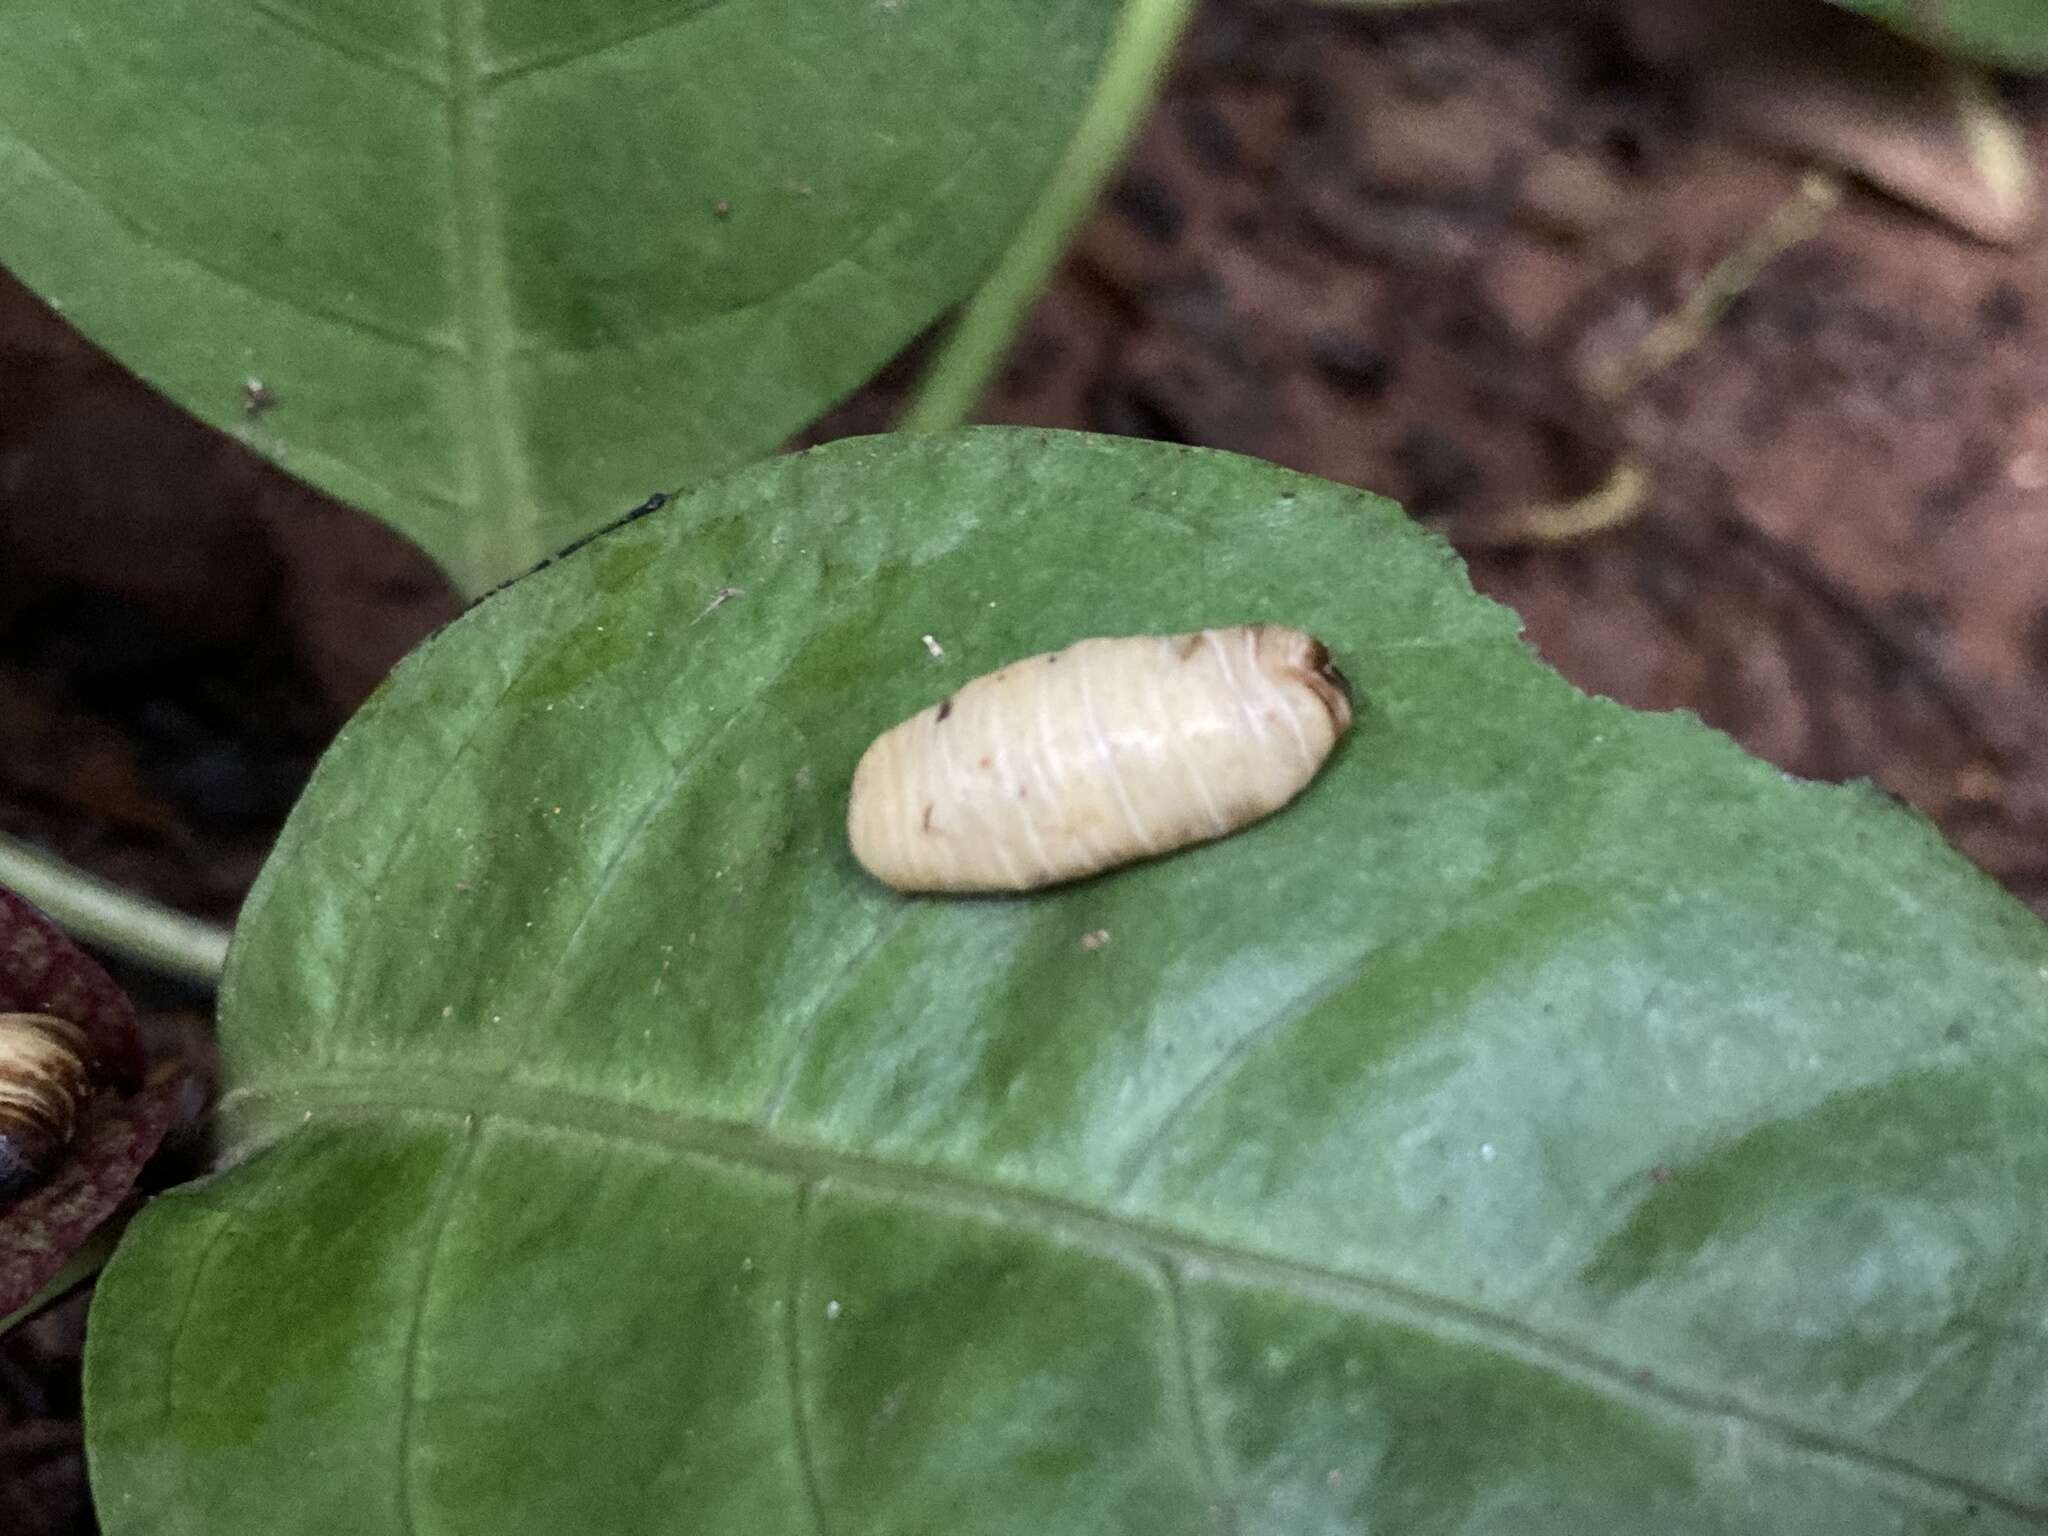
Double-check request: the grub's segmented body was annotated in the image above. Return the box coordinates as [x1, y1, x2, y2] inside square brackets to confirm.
[847, 625, 1353, 893]
[0, 1012, 90, 1196]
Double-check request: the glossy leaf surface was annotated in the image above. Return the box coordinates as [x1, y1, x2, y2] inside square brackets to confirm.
[0, 1, 1120, 590]
[89, 431, 2048, 1532]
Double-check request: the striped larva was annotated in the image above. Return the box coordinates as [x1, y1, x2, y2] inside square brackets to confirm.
[848, 625, 1352, 893]
[0, 1013, 91, 1196]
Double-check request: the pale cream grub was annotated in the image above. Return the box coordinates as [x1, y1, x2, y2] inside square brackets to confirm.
[0, 1012, 91, 1195]
[848, 625, 1353, 893]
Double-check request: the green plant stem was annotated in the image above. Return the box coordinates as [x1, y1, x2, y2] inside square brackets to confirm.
[899, 0, 1199, 431]
[1599, 172, 1843, 398]
[0, 1216, 124, 1336]
[0, 834, 230, 988]
[1949, 59, 2032, 234]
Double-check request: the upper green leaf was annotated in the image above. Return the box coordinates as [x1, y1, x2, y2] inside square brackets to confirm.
[0, 1, 1121, 591]
[88, 431, 2048, 1532]
[1826, 0, 2048, 64]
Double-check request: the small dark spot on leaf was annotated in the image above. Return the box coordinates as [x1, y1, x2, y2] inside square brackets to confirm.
[937, 698, 953, 722]
[1650, 1165, 1673, 1185]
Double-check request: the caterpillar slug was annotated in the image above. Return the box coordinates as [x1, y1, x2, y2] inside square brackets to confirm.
[848, 625, 1352, 893]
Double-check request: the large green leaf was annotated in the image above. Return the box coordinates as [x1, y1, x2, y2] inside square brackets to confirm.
[1302, 0, 2048, 67]
[1826, 0, 2048, 65]
[88, 431, 2048, 1531]
[0, 2, 1126, 592]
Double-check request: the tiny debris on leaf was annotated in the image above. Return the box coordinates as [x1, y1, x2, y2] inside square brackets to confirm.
[242, 377, 276, 416]
[1080, 929, 1111, 951]
[693, 586, 744, 624]
[921, 633, 945, 661]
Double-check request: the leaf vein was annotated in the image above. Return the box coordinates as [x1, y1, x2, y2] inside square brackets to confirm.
[395, 1120, 480, 1536]
[216, 1073, 2048, 1526]
[444, 0, 539, 570]
[513, 696, 762, 1060]
[155, 1185, 257, 1425]
[1110, 870, 1580, 1203]
[322, 590, 577, 1031]
[0, 118, 448, 358]
[1161, 1260, 1237, 1536]
[758, 904, 919, 1128]
[245, 0, 446, 92]
[478, 0, 733, 90]
[783, 1184, 834, 1536]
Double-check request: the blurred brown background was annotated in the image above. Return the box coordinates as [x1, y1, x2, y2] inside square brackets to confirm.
[4, 1, 2046, 1527]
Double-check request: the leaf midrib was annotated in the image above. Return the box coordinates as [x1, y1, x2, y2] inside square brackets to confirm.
[444, 0, 539, 578]
[214, 1071, 2043, 1523]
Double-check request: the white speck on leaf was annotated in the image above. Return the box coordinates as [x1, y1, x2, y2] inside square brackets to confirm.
[921, 633, 945, 661]
[825, 1299, 843, 1320]
[1479, 1142, 1497, 1162]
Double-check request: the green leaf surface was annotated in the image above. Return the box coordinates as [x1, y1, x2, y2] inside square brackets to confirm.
[0, 1, 1122, 592]
[88, 430, 2048, 1532]
[1827, 0, 2048, 64]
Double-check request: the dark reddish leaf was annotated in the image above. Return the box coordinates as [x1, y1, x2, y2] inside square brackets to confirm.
[0, 1066, 194, 1319]
[0, 888, 197, 1320]
[0, 890, 142, 1090]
